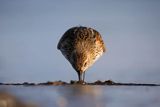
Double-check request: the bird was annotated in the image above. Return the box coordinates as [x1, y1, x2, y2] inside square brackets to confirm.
[57, 26, 106, 83]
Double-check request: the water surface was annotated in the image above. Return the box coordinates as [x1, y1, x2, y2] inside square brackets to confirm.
[0, 85, 160, 107]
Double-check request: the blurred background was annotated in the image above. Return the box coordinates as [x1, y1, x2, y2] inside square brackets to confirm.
[0, 0, 160, 83]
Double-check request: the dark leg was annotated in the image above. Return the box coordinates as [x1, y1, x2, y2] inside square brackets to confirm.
[78, 72, 82, 82]
[83, 72, 85, 82]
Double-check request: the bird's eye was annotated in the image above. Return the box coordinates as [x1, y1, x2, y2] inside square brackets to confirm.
[84, 62, 87, 67]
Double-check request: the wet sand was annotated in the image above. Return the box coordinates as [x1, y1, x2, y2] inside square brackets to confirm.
[0, 80, 159, 86]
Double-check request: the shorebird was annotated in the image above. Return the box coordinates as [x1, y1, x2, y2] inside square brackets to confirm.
[57, 26, 106, 82]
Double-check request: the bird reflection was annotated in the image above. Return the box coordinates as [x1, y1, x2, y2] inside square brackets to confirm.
[56, 85, 105, 107]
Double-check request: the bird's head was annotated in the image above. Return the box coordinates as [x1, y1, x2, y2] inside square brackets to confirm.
[70, 50, 90, 73]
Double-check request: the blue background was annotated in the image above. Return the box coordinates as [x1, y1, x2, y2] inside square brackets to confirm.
[0, 0, 160, 83]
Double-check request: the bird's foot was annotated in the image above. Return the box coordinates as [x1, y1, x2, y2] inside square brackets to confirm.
[77, 80, 86, 84]
[70, 80, 86, 85]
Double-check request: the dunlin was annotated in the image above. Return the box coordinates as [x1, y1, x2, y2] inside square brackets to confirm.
[57, 26, 106, 82]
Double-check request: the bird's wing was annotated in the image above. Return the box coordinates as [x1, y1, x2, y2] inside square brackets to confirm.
[57, 28, 76, 61]
[89, 29, 106, 63]
[96, 33, 106, 53]
[57, 27, 77, 49]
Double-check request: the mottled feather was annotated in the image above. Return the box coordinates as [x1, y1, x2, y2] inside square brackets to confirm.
[57, 26, 106, 81]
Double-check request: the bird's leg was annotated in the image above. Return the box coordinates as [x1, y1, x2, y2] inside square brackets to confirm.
[78, 72, 82, 82]
[83, 72, 85, 82]
[77, 71, 86, 84]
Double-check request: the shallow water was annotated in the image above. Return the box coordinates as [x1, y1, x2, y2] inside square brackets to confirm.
[0, 85, 160, 107]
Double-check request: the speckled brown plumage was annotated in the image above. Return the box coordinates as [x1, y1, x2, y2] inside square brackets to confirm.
[57, 26, 106, 82]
